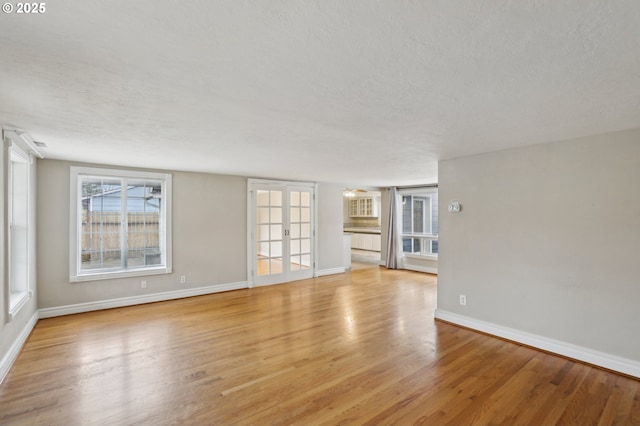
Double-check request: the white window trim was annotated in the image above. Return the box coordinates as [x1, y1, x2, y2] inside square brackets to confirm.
[399, 187, 438, 260]
[6, 141, 33, 320]
[69, 166, 172, 282]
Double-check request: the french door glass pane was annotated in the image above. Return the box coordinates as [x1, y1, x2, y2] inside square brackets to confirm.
[257, 190, 270, 206]
[300, 192, 310, 206]
[257, 207, 270, 223]
[290, 240, 300, 255]
[257, 258, 269, 275]
[290, 224, 300, 238]
[290, 207, 300, 222]
[257, 242, 269, 256]
[300, 207, 310, 222]
[255, 189, 286, 278]
[270, 258, 283, 274]
[257, 224, 269, 240]
[290, 191, 300, 206]
[270, 190, 282, 206]
[270, 207, 282, 223]
[271, 241, 283, 257]
[270, 224, 282, 240]
[301, 239, 311, 254]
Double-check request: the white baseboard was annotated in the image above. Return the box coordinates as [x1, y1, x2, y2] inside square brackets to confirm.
[315, 267, 346, 277]
[0, 311, 39, 385]
[434, 309, 640, 379]
[39, 281, 248, 318]
[402, 264, 438, 274]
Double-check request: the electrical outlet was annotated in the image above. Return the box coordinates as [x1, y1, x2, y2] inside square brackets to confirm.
[141, 280, 147, 289]
[180, 275, 186, 284]
[459, 294, 467, 306]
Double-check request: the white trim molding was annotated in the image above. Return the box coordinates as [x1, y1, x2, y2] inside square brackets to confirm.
[434, 309, 640, 379]
[401, 264, 438, 275]
[315, 267, 346, 277]
[39, 281, 248, 318]
[0, 311, 39, 385]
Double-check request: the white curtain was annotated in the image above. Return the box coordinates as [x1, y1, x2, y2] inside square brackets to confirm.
[385, 187, 402, 269]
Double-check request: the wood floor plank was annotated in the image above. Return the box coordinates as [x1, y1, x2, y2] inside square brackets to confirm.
[0, 266, 639, 425]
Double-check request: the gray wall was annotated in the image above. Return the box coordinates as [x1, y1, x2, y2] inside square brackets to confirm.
[36, 159, 248, 308]
[437, 128, 640, 361]
[316, 183, 345, 270]
[0, 140, 38, 372]
[36, 159, 346, 309]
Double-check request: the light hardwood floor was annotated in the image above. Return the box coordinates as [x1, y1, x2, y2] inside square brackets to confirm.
[1, 266, 639, 425]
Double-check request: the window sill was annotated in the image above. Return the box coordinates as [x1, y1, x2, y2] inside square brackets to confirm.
[403, 253, 438, 261]
[9, 290, 32, 321]
[70, 266, 172, 283]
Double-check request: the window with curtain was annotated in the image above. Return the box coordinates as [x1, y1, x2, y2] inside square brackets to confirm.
[400, 188, 438, 258]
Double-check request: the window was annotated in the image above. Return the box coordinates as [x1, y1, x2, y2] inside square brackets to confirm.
[400, 188, 438, 258]
[70, 167, 172, 281]
[7, 143, 32, 318]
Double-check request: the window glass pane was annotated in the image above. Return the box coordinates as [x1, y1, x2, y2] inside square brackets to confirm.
[402, 196, 412, 233]
[125, 180, 163, 269]
[258, 242, 269, 257]
[402, 238, 413, 253]
[290, 224, 300, 239]
[257, 224, 269, 241]
[413, 199, 425, 233]
[301, 223, 310, 238]
[300, 254, 311, 269]
[9, 161, 29, 297]
[300, 192, 311, 207]
[300, 207, 310, 222]
[270, 190, 282, 207]
[431, 192, 439, 235]
[257, 258, 270, 275]
[290, 191, 300, 207]
[290, 207, 300, 222]
[290, 239, 300, 255]
[270, 207, 282, 223]
[270, 258, 283, 274]
[270, 224, 282, 240]
[257, 190, 270, 206]
[290, 256, 301, 271]
[257, 207, 270, 224]
[271, 241, 282, 257]
[127, 249, 145, 267]
[145, 248, 162, 266]
[301, 239, 311, 254]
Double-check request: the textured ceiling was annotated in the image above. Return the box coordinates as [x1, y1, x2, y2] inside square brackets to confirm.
[1, 1, 640, 186]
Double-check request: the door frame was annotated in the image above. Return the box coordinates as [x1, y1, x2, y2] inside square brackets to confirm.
[247, 178, 318, 288]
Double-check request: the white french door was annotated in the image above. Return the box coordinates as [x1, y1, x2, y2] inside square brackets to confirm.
[249, 179, 316, 286]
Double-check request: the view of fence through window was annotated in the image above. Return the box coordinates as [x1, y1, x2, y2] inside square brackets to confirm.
[401, 190, 438, 256]
[81, 176, 162, 271]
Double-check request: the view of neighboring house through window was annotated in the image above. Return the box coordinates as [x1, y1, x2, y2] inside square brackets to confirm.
[400, 187, 438, 258]
[7, 142, 32, 318]
[70, 167, 172, 281]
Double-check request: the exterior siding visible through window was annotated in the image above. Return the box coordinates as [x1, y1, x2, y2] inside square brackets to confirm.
[70, 167, 172, 281]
